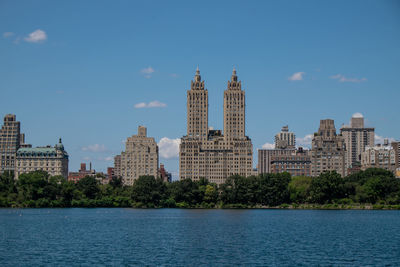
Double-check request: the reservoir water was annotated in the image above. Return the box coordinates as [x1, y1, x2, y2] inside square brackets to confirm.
[1, 208, 400, 266]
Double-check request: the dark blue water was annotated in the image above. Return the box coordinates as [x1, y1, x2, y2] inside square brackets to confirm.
[1, 209, 400, 266]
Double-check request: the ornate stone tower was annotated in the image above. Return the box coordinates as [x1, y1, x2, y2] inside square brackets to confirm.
[187, 67, 208, 140]
[223, 68, 246, 140]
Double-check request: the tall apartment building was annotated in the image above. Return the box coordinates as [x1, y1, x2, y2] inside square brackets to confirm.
[311, 119, 346, 177]
[275, 125, 295, 149]
[179, 68, 253, 184]
[15, 138, 69, 179]
[0, 114, 27, 174]
[270, 148, 311, 176]
[391, 141, 400, 171]
[340, 113, 374, 169]
[361, 144, 396, 172]
[114, 155, 121, 178]
[120, 126, 159, 186]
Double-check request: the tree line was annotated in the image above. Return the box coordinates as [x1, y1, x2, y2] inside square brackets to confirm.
[0, 168, 399, 208]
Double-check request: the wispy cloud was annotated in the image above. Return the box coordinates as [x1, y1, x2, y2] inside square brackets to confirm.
[158, 137, 181, 159]
[140, 66, 155, 78]
[330, 74, 367, 83]
[3, 32, 14, 38]
[297, 134, 313, 148]
[24, 29, 47, 43]
[288, 72, 305, 81]
[134, 100, 167, 109]
[98, 156, 113, 162]
[81, 144, 107, 153]
[262, 142, 275, 149]
[170, 73, 179, 78]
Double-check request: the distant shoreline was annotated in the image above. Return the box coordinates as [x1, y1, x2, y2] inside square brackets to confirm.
[3, 204, 400, 210]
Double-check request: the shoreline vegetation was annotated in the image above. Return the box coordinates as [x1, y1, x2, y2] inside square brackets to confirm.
[1, 168, 400, 210]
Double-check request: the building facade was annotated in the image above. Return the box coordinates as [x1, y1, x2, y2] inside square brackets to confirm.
[361, 144, 396, 172]
[258, 148, 296, 174]
[270, 147, 311, 176]
[179, 68, 253, 184]
[120, 126, 159, 185]
[311, 119, 346, 177]
[275, 125, 295, 149]
[15, 138, 69, 179]
[114, 154, 121, 178]
[0, 114, 28, 174]
[68, 162, 96, 182]
[340, 114, 374, 169]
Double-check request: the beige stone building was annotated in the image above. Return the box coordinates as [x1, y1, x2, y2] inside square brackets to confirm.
[114, 154, 121, 178]
[275, 125, 296, 149]
[311, 119, 346, 177]
[120, 126, 159, 186]
[0, 114, 29, 174]
[179, 68, 253, 184]
[15, 138, 69, 179]
[361, 144, 396, 172]
[340, 113, 374, 169]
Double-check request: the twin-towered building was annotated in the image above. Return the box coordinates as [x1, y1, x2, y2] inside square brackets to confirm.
[179, 68, 253, 184]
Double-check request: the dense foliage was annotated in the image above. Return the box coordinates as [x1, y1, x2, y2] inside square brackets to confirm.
[0, 168, 399, 208]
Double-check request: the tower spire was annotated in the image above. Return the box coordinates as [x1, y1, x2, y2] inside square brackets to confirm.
[231, 66, 237, 82]
[195, 66, 201, 82]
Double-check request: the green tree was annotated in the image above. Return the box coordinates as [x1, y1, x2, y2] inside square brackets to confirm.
[309, 171, 345, 204]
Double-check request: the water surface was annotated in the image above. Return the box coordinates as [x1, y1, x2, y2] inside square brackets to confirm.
[1, 209, 399, 266]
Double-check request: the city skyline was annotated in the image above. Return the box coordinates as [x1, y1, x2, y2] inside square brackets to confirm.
[1, 1, 399, 178]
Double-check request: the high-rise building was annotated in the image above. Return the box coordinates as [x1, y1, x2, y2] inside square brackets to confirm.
[114, 154, 121, 178]
[15, 138, 69, 179]
[340, 113, 374, 169]
[0, 114, 27, 174]
[179, 68, 253, 184]
[361, 144, 396, 173]
[311, 119, 346, 177]
[120, 126, 159, 186]
[391, 141, 400, 171]
[275, 125, 296, 149]
[270, 147, 311, 176]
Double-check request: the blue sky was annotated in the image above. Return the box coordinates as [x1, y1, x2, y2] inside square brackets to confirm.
[1, 0, 399, 179]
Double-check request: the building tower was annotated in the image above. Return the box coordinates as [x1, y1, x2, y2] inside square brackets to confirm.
[187, 67, 208, 139]
[120, 126, 159, 186]
[179, 68, 253, 184]
[340, 113, 374, 169]
[0, 114, 23, 174]
[224, 68, 246, 140]
[311, 119, 346, 177]
[275, 125, 296, 149]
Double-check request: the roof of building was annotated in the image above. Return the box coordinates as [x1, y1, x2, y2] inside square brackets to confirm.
[17, 145, 68, 157]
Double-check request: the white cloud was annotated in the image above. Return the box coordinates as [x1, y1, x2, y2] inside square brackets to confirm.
[262, 142, 275, 149]
[134, 100, 167, 109]
[297, 134, 313, 148]
[3, 32, 14, 38]
[24, 29, 47, 43]
[170, 73, 179, 78]
[352, 112, 363, 118]
[83, 156, 91, 161]
[158, 137, 181, 159]
[98, 156, 113, 162]
[140, 66, 155, 78]
[374, 134, 396, 145]
[288, 72, 305, 81]
[330, 74, 367, 83]
[81, 144, 107, 153]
